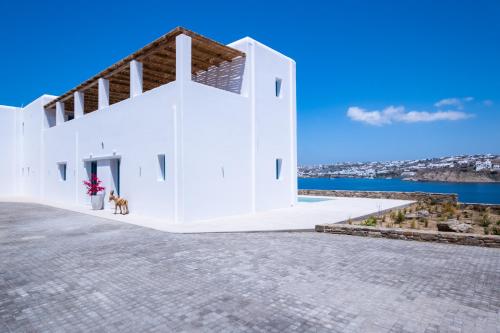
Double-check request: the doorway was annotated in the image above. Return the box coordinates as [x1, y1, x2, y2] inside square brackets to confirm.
[84, 158, 121, 208]
[90, 161, 97, 177]
[110, 159, 121, 196]
[85, 161, 97, 180]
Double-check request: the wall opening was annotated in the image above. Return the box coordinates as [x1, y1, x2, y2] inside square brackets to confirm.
[44, 108, 56, 128]
[83, 85, 99, 114]
[109, 64, 131, 106]
[142, 46, 176, 93]
[64, 95, 75, 121]
[276, 158, 283, 180]
[192, 56, 245, 94]
[275, 78, 282, 98]
[157, 154, 166, 181]
[58, 163, 67, 181]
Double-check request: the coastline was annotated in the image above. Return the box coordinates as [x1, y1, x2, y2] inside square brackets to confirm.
[403, 178, 500, 184]
[299, 176, 500, 184]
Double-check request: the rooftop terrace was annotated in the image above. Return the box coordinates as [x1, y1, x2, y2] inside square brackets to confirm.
[44, 27, 245, 120]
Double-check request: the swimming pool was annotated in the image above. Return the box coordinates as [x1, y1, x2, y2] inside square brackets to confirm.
[298, 196, 333, 203]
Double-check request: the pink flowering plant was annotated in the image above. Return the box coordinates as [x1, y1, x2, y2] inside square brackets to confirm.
[83, 174, 105, 196]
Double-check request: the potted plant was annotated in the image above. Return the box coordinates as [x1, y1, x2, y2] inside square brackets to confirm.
[83, 174, 105, 210]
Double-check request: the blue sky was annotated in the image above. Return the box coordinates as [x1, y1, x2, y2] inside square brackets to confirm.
[1, 0, 499, 164]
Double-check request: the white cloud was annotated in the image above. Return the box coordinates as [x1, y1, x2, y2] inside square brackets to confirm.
[347, 105, 473, 126]
[434, 97, 474, 110]
[346, 106, 391, 126]
[434, 98, 462, 108]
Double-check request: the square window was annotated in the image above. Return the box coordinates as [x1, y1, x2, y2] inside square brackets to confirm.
[58, 163, 67, 181]
[275, 78, 282, 97]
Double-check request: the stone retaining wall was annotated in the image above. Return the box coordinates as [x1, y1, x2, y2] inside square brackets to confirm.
[459, 203, 500, 214]
[315, 224, 500, 248]
[299, 189, 457, 204]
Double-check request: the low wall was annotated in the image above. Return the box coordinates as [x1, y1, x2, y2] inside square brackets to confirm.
[299, 189, 457, 204]
[315, 224, 500, 248]
[459, 203, 500, 214]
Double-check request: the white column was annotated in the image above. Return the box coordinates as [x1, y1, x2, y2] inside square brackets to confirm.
[130, 60, 143, 97]
[174, 34, 191, 223]
[74, 91, 84, 118]
[98, 78, 110, 110]
[176, 34, 192, 82]
[56, 101, 65, 125]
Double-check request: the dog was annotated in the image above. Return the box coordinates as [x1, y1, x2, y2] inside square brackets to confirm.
[109, 190, 129, 215]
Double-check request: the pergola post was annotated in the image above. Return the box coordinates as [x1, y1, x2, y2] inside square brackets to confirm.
[98, 78, 110, 110]
[74, 91, 84, 118]
[130, 60, 143, 97]
[176, 34, 192, 83]
[56, 101, 65, 125]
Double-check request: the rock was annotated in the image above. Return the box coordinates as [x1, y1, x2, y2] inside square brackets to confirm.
[437, 219, 473, 233]
[453, 223, 474, 233]
[406, 210, 430, 219]
[417, 210, 430, 217]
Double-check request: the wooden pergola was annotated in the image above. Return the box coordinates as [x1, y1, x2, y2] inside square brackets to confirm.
[44, 27, 245, 113]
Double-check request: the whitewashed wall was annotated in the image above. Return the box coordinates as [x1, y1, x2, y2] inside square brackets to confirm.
[180, 81, 252, 221]
[0, 105, 20, 196]
[179, 37, 297, 222]
[253, 41, 297, 211]
[42, 82, 179, 222]
[19, 95, 57, 198]
[229, 38, 298, 212]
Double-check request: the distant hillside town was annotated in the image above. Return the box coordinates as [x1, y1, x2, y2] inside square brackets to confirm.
[299, 154, 500, 183]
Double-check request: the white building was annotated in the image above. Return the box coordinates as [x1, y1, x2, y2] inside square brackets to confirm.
[475, 160, 492, 171]
[0, 27, 297, 225]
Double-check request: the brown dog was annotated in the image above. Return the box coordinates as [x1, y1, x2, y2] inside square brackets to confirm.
[109, 190, 129, 215]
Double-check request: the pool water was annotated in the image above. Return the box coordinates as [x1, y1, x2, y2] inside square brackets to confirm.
[298, 196, 333, 203]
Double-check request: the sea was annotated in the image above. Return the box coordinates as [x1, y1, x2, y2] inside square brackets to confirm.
[298, 177, 500, 204]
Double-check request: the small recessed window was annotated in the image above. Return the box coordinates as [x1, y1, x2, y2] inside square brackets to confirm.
[276, 158, 283, 180]
[58, 163, 67, 181]
[157, 154, 166, 181]
[275, 78, 282, 97]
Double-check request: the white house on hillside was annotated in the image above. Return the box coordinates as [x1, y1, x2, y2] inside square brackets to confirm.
[0, 27, 297, 225]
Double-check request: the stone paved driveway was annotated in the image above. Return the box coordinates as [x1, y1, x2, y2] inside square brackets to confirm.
[0, 202, 499, 332]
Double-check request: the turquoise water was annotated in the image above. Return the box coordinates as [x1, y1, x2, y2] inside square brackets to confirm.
[298, 196, 333, 203]
[298, 177, 500, 204]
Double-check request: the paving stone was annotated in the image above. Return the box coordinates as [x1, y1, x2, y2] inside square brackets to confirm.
[0, 202, 499, 332]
